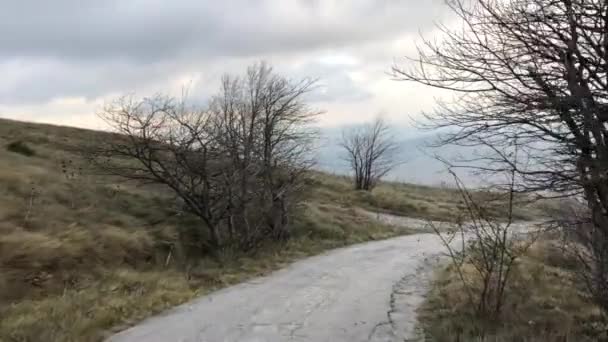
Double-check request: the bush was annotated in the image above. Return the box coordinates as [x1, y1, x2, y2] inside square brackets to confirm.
[6, 140, 36, 157]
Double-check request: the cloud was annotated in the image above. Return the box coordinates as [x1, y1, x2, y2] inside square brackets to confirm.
[284, 61, 373, 103]
[0, 0, 450, 128]
[0, 59, 175, 104]
[0, 1, 446, 62]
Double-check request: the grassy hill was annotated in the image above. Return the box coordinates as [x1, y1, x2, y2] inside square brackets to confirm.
[0, 118, 554, 341]
[0, 118, 450, 341]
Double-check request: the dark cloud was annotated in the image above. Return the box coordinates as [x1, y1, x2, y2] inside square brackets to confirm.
[1, 1, 446, 62]
[0, 0, 448, 106]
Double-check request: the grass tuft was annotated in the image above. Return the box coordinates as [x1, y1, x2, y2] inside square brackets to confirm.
[6, 140, 36, 157]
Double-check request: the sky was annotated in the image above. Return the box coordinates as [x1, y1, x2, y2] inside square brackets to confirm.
[0, 0, 452, 131]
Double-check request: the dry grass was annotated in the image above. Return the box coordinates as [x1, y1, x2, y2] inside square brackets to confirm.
[1, 269, 196, 342]
[0, 118, 556, 341]
[0, 118, 418, 341]
[306, 171, 551, 222]
[419, 238, 606, 341]
[0, 201, 413, 342]
[306, 172, 461, 221]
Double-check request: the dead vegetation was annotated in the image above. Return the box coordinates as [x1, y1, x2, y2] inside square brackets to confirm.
[414, 167, 601, 341]
[419, 237, 605, 341]
[307, 171, 552, 222]
[0, 117, 420, 341]
[395, 0, 608, 335]
[87, 63, 320, 252]
[0, 116, 555, 341]
[340, 117, 399, 191]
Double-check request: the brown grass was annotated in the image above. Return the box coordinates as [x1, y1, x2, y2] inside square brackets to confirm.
[0, 201, 415, 342]
[306, 171, 551, 222]
[0, 118, 557, 341]
[418, 238, 606, 341]
[0, 118, 419, 341]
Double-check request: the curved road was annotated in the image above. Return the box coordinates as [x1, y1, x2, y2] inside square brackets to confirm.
[108, 233, 445, 342]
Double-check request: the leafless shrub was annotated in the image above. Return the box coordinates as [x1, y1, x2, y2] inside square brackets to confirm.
[430, 170, 533, 320]
[340, 117, 399, 191]
[206, 62, 319, 247]
[84, 62, 319, 254]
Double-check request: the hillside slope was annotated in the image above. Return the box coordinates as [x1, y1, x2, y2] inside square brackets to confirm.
[0, 118, 549, 341]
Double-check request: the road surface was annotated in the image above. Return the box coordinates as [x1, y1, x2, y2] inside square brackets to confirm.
[108, 231, 445, 342]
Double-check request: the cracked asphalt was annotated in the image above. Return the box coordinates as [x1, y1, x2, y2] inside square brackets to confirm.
[108, 232, 445, 342]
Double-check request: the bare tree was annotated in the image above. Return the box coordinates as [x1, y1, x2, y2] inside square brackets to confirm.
[208, 62, 319, 245]
[86, 63, 318, 253]
[85, 95, 228, 249]
[392, 0, 608, 313]
[340, 117, 399, 190]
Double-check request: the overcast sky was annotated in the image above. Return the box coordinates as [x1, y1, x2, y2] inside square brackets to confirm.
[0, 0, 451, 130]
